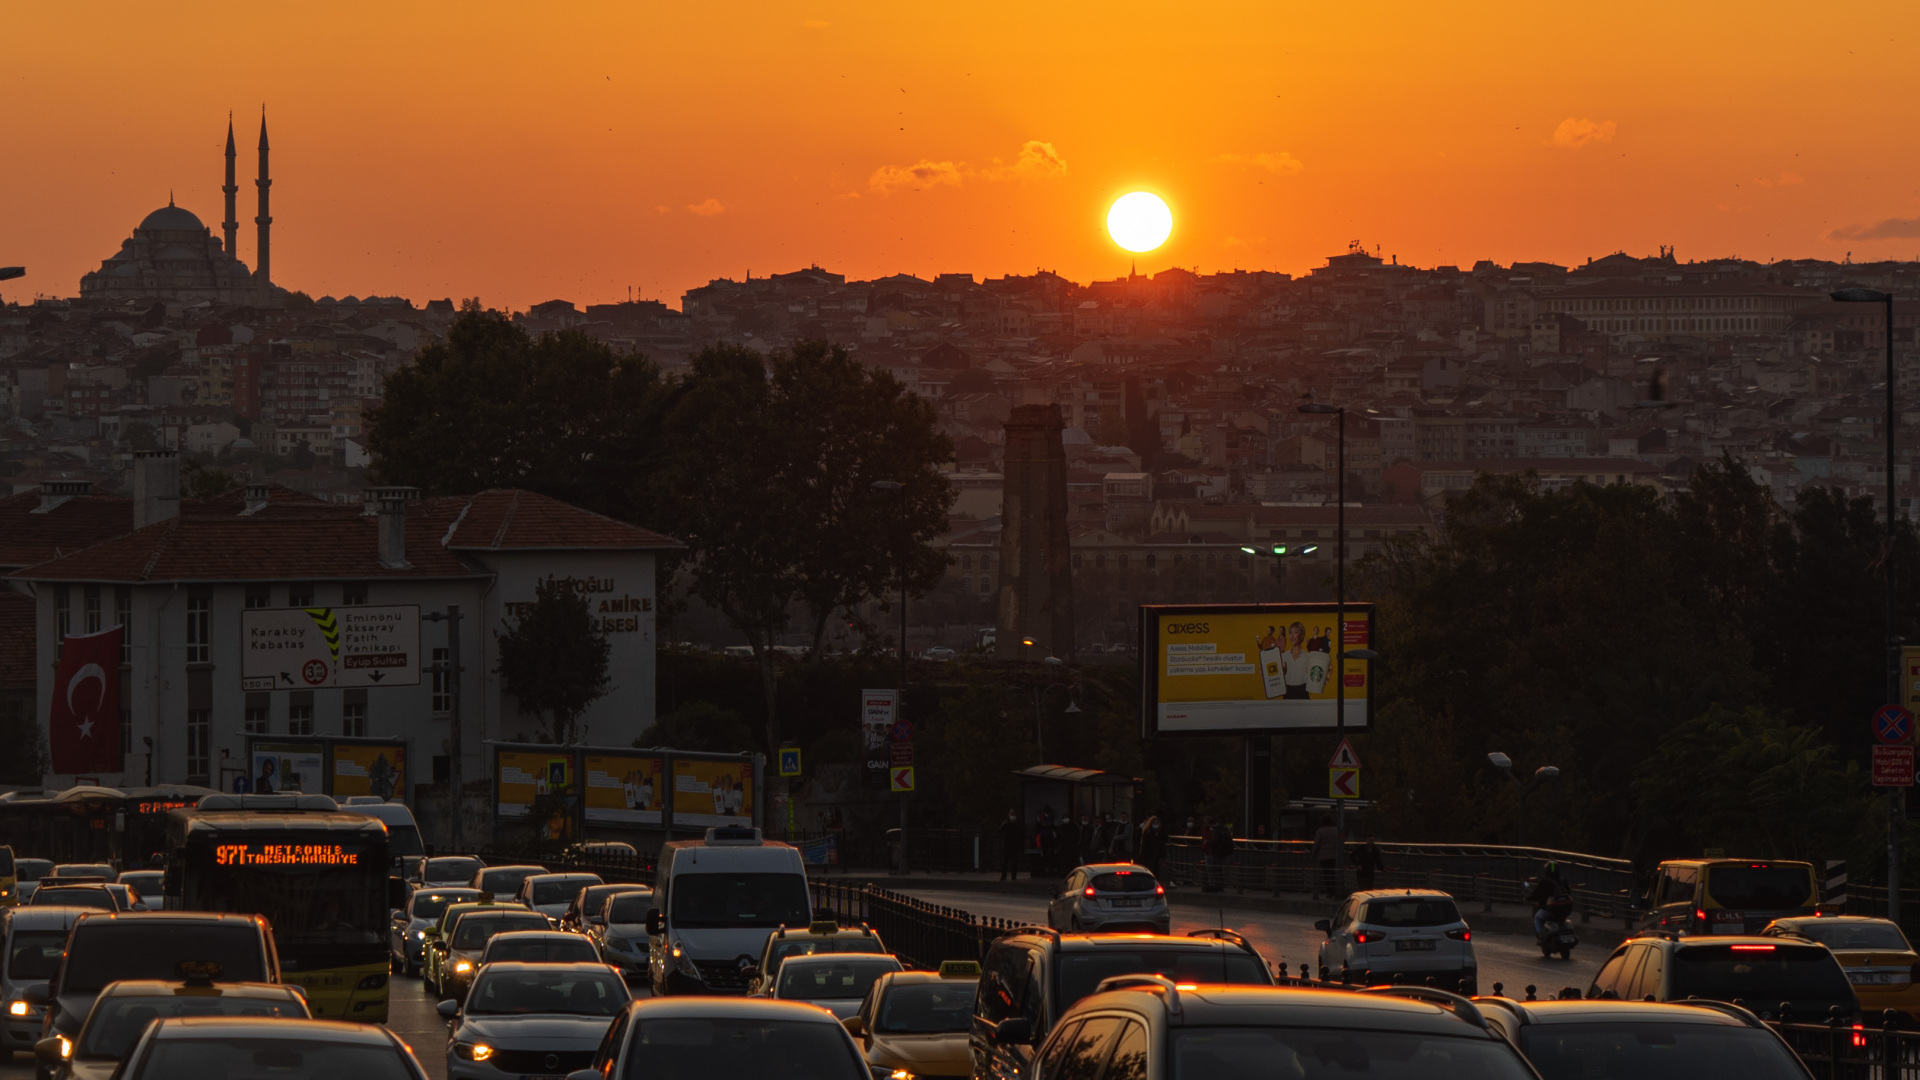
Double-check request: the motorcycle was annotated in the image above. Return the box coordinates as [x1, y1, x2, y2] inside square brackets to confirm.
[1534, 896, 1578, 960]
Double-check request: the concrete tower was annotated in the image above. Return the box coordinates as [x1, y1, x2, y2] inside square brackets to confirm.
[221, 114, 239, 258]
[995, 404, 1076, 661]
[254, 110, 272, 303]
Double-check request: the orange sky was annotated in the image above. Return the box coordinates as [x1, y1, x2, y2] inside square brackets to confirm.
[6, 1, 1920, 311]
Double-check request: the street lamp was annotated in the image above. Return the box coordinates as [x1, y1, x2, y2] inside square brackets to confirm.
[1488, 752, 1561, 848]
[871, 480, 909, 873]
[1299, 398, 1364, 882]
[1833, 285, 1902, 922]
[1034, 682, 1081, 759]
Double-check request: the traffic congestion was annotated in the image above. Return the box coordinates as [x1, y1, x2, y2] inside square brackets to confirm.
[0, 792, 1899, 1080]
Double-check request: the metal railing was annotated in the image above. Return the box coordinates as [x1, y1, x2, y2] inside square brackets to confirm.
[810, 879, 1024, 969]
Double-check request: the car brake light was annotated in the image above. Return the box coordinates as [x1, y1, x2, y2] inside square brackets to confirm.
[1354, 931, 1381, 944]
[1084, 886, 1097, 898]
[1696, 909, 1707, 925]
[1155, 884, 1165, 897]
[1730, 944, 1775, 951]
[1853, 1024, 1867, 1049]
[1446, 928, 1470, 941]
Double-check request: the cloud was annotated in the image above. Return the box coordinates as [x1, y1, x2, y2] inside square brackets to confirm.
[802, 19, 829, 29]
[653, 205, 672, 214]
[1222, 235, 1266, 249]
[1831, 216, 1920, 240]
[1213, 151, 1304, 175]
[1547, 118, 1617, 149]
[869, 140, 1067, 194]
[686, 198, 725, 216]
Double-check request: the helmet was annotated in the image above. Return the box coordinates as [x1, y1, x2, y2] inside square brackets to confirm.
[1544, 861, 1560, 876]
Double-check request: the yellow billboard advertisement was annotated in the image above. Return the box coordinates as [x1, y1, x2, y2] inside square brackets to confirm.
[1144, 604, 1373, 735]
[332, 742, 405, 802]
[496, 748, 575, 817]
[671, 757, 753, 829]
[584, 753, 664, 825]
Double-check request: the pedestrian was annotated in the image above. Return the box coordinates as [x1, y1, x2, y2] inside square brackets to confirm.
[1353, 835, 1383, 892]
[1311, 814, 1342, 899]
[1114, 812, 1132, 858]
[999, 808, 1025, 881]
[1037, 808, 1058, 875]
[1138, 815, 1165, 877]
[1206, 821, 1235, 893]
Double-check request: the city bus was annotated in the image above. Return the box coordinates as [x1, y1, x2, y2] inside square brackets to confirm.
[164, 793, 404, 1021]
[0, 785, 216, 868]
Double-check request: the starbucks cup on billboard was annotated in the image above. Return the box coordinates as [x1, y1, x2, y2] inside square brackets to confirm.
[1305, 650, 1331, 694]
[1260, 645, 1286, 699]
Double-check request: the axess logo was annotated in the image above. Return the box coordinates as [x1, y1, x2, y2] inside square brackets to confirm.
[1165, 622, 1211, 634]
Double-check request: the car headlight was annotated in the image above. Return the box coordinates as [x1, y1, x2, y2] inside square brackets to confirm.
[453, 960, 473, 974]
[454, 1042, 493, 1061]
[415, 930, 426, 940]
[670, 943, 701, 978]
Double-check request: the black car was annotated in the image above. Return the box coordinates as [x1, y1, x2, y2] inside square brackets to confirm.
[1587, 933, 1858, 1020]
[1478, 997, 1812, 1080]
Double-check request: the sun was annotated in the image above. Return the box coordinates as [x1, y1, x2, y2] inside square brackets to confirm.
[1107, 191, 1172, 253]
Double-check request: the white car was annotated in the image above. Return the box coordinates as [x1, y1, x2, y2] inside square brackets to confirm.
[513, 872, 603, 925]
[1315, 888, 1477, 993]
[754, 953, 903, 1019]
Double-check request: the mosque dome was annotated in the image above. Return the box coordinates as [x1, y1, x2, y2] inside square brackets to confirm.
[138, 203, 206, 232]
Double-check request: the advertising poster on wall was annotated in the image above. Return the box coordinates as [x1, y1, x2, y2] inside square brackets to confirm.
[1142, 604, 1374, 736]
[333, 742, 406, 801]
[496, 748, 575, 817]
[250, 741, 325, 794]
[671, 757, 753, 829]
[583, 753, 664, 824]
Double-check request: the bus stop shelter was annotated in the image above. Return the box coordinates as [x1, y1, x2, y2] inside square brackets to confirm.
[1015, 765, 1142, 872]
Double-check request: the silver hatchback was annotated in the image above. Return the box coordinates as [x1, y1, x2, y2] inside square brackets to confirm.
[1316, 889, 1478, 992]
[1046, 864, 1171, 934]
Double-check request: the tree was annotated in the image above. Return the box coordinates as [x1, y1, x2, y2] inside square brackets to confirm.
[496, 578, 611, 744]
[636, 702, 755, 753]
[363, 307, 666, 523]
[182, 458, 240, 499]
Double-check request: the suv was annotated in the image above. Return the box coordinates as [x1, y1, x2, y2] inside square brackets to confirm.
[1316, 889, 1477, 992]
[1587, 933, 1858, 1020]
[969, 929, 1273, 1080]
[1476, 997, 1814, 1080]
[1022, 978, 1535, 1080]
[1045, 865, 1169, 935]
[1637, 860, 1819, 936]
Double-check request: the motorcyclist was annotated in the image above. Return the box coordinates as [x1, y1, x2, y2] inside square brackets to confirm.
[1527, 861, 1573, 937]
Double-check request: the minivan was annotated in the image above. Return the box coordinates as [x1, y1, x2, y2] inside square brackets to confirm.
[647, 826, 810, 995]
[1637, 860, 1820, 936]
[333, 799, 424, 871]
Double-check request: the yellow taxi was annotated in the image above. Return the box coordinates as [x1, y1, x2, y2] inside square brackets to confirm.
[844, 960, 979, 1080]
[1761, 916, 1920, 1017]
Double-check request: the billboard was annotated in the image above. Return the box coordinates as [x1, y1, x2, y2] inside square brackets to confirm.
[250, 741, 326, 794]
[240, 606, 421, 690]
[861, 689, 897, 788]
[496, 748, 575, 817]
[333, 742, 406, 801]
[583, 752, 665, 824]
[1141, 603, 1374, 736]
[671, 757, 753, 829]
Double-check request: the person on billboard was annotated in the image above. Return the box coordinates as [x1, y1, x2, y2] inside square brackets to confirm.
[255, 757, 278, 795]
[1280, 623, 1312, 699]
[1258, 626, 1287, 699]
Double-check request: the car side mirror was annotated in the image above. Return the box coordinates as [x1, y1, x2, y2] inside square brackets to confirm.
[842, 1016, 865, 1037]
[646, 909, 665, 936]
[590, 916, 604, 926]
[436, 1000, 460, 1019]
[33, 1036, 64, 1063]
[993, 1018, 1034, 1045]
[1314, 919, 1332, 934]
[391, 909, 406, 921]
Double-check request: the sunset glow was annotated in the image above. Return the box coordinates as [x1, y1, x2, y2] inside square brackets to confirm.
[1107, 193, 1173, 254]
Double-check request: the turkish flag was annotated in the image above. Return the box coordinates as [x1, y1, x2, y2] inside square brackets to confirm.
[49, 626, 122, 775]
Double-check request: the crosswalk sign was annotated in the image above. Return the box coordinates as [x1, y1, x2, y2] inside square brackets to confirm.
[1328, 739, 1360, 769]
[778, 748, 802, 777]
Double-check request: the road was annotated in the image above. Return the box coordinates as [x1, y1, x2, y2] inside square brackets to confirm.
[892, 885, 1609, 1001]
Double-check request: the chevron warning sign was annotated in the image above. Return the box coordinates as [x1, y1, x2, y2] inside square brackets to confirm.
[1329, 767, 1359, 799]
[305, 607, 341, 662]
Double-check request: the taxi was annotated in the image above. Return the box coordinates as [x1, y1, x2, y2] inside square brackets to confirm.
[744, 919, 888, 995]
[422, 899, 527, 995]
[1762, 915, 1920, 1018]
[42, 975, 307, 1080]
[844, 960, 979, 1080]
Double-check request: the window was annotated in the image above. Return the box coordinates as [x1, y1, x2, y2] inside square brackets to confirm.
[431, 648, 452, 714]
[287, 583, 314, 608]
[289, 700, 314, 736]
[1055, 1017, 1123, 1080]
[341, 582, 368, 606]
[116, 587, 132, 664]
[186, 709, 210, 780]
[343, 702, 367, 737]
[186, 596, 211, 664]
[980, 579, 992, 595]
[244, 690, 269, 736]
[244, 585, 271, 609]
[84, 585, 102, 633]
[55, 586, 70, 642]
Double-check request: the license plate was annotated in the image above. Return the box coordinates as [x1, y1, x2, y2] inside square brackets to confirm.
[1850, 972, 1902, 985]
[1394, 939, 1436, 951]
[1110, 899, 1142, 908]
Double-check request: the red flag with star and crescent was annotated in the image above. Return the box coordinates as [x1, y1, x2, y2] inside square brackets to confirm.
[49, 626, 122, 775]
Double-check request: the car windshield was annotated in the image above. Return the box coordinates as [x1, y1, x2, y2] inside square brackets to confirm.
[8, 930, 68, 981]
[1783, 922, 1911, 951]
[669, 874, 811, 930]
[533, 878, 596, 905]
[876, 982, 975, 1034]
[17, 860, 51, 883]
[1518, 1021, 1811, 1080]
[453, 916, 548, 949]
[1670, 944, 1857, 1006]
[55, 865, 115, 879]
[32, 887, 114, 910]
[1171, 1027, 1534, 1080]
[606, 895, 653, 923]
[479, 868, 545, 894]
[486, 938, 600, 964]
[777, 958, 901, 1000]
[79, 993, 306, 1059]
[624, 1017, 863, 1080]
[1363, 899, 1462, 927]
[425, 858, 483, 883]
[120, 874, 163, 893]
[467, 969, 628, 1015]
[1091, 872, 1158, 893]
[139, 1037, 415, 1080]
[770, 938, 884, 966]
[1707, 868, 1811, 910]
[62, 924, 268, 993]
[411, 892, 476, 920]
[1057, 951, 1268, 1009]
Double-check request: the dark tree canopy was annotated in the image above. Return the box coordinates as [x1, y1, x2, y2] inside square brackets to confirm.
[496, 578, 612, 745]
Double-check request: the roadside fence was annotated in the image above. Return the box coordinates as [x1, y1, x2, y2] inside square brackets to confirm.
[809, 879, 1024, 969]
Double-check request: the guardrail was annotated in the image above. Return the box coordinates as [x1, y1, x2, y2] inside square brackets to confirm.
[810, 879, 1024, 969]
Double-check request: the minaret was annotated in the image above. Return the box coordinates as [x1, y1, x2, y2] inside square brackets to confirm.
[221, 114, 239, 258]
[254, 110, 272, 303]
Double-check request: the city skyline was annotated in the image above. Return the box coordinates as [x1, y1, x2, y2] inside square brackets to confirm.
[7, 2, 1920, 311]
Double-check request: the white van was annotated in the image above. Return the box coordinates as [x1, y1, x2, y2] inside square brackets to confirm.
[334, 798, 425, 870]
[647, 825, 811, 995]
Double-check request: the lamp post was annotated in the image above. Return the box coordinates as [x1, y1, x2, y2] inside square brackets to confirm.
[1298, 399, 1365, 884]
[1833, 286, 1902, 922]
[1487, 752, 1561, 848]
[871, 480, 909, 872]
[1239, 542, 1320, 837]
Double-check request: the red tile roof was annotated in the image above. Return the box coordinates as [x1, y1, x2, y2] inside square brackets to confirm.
[0, 590, 31, 690]
[0, 491, 136, 571]
[435, 490, 680, 552]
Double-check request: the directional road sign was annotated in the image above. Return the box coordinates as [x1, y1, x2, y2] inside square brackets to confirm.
[891, 766, 916, 793]
[241, 606, 420, 690]
[1875, 704, 1914, 746]
[1329, 739, 1361, 769]
[1329, 767, 1359, 799]
[1873, 745, 1915, 788]
[777, 748, 802, 777]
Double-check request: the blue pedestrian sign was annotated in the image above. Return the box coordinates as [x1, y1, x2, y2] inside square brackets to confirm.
[1874, 704, 1913, 746]
[777, 748, 803, 777]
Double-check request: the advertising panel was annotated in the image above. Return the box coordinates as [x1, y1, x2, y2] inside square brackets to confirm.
[670, 757, 753, 829]
[496, 748, 575, 817]
[1142, 603, 1374, 736]
[861, 689, 897, 788]
[249, 741, 326, 794]
[333, 742, 406, 801]
[240, 606, 421, 691]
[583, 752, 665, 824]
